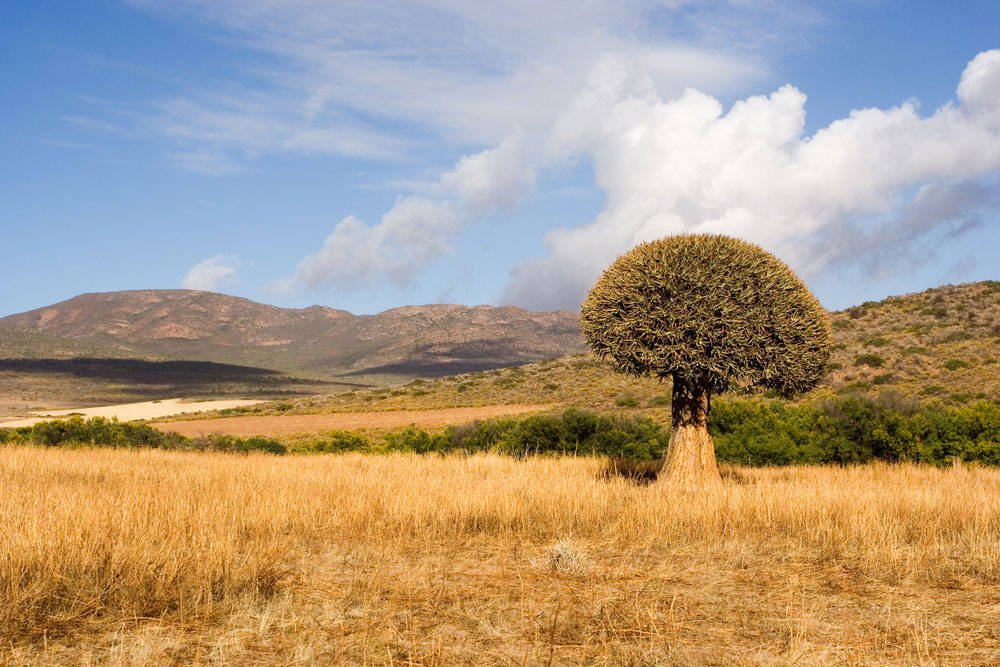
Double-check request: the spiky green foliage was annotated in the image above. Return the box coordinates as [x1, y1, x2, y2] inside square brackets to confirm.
[580, 234, 832, 397]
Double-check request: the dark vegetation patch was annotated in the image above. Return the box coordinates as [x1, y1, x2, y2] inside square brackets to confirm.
[0, 357, 353, 402]
[0, 416, 285, 453]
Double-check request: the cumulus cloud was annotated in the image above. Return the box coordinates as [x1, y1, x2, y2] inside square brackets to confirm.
[287, 134, 535, 290]
[181, 254, 240, 291]
[438, 134, 535, 215]
[291, 200, 460, 289]
[501, 50, 1000, 310]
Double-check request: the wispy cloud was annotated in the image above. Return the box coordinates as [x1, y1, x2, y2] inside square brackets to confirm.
[181, 254, 240, 291]
[120, 0, 795, 172]
[171, 150, 244, 175]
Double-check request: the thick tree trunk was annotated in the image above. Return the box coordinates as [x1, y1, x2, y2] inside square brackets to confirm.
[660, 376, 721, 488]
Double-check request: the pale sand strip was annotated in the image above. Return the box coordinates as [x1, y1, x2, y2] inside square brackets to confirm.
[157, 404, 552, 438]
[0, 398, 266, 428]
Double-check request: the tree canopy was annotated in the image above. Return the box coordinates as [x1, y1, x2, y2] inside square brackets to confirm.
[580, 234, 832, 397]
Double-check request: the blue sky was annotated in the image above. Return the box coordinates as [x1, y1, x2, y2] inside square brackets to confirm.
[2, 1, 999, 317]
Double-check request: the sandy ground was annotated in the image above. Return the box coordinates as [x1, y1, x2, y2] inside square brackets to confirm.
[156, 404, 552, 437]
[0, 398, 266, 428]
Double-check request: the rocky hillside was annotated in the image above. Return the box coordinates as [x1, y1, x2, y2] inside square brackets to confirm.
[0, 290, 586, 378]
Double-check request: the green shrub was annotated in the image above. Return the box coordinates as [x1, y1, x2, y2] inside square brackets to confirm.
[615, 396, 640, 408]
[0, 417, 287, 454]
[297, 430, 369, 453]
[442, 409, 666, 460]
[383, 427, 451, 454]
[710, 401, 851, 465]
[710, 395, 1000, 467]
[871, 373, 898, 385]
[943, 359, 970, 371]
[854, 354, 885, 368]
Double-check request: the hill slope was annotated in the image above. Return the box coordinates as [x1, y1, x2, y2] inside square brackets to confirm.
[244, 280, 1000, 416]
[0, 290, 587, 378]
[5, 282, 999, 419]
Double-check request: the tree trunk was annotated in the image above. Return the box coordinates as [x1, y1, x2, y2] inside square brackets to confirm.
[660, 376, 721, 488]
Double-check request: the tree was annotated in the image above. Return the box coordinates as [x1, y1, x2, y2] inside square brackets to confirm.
[580, 234, 832, 488]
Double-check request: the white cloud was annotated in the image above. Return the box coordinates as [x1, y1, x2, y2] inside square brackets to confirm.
[291, 200, 460, 289]
[500, 50, 1000, 310]
[287, 133, 538, 291]
[438, 133, 534, 215]
[181, 254, 240, 291]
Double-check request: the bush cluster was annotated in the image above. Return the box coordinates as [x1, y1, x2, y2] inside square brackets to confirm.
[388, 409, 667, 459]
[0, 416, 286, 454]
[711, 395, 1000, 466]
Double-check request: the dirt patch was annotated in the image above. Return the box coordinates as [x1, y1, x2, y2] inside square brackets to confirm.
[0, 398, 267, 428]
[156, 404, 552, 437]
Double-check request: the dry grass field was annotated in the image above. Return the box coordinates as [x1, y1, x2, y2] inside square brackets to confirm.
[3, 447, 1000, 665]
[156, 404, 551, 438]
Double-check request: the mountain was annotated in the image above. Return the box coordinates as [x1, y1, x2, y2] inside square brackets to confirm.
[253, 280, 1000, 416]
[0, 290, 587, 378]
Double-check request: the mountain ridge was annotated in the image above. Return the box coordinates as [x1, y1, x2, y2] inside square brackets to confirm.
[0, 289, 587, 377]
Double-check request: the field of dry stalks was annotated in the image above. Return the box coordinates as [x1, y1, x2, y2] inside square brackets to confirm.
[2, 447, 999, 666]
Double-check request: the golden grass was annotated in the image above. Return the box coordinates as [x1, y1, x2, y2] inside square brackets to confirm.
[3, 447, 1000, 665]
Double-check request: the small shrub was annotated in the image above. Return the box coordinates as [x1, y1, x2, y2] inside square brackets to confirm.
[872, 373, 898, 385]
[542, 383, 560, 391]
[383, 427, 450, 454]
[547, 537, 592, 574]
[854, 354, 885, 368]
[943, 359, 970, 371]
[299, 430, 369, 453]
[241, 436, 287, 455]
[615, 396, 640, 408]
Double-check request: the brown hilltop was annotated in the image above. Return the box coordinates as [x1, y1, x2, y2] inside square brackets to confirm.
[2, 290, 352, 347]
[0, 290, 586, 378]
